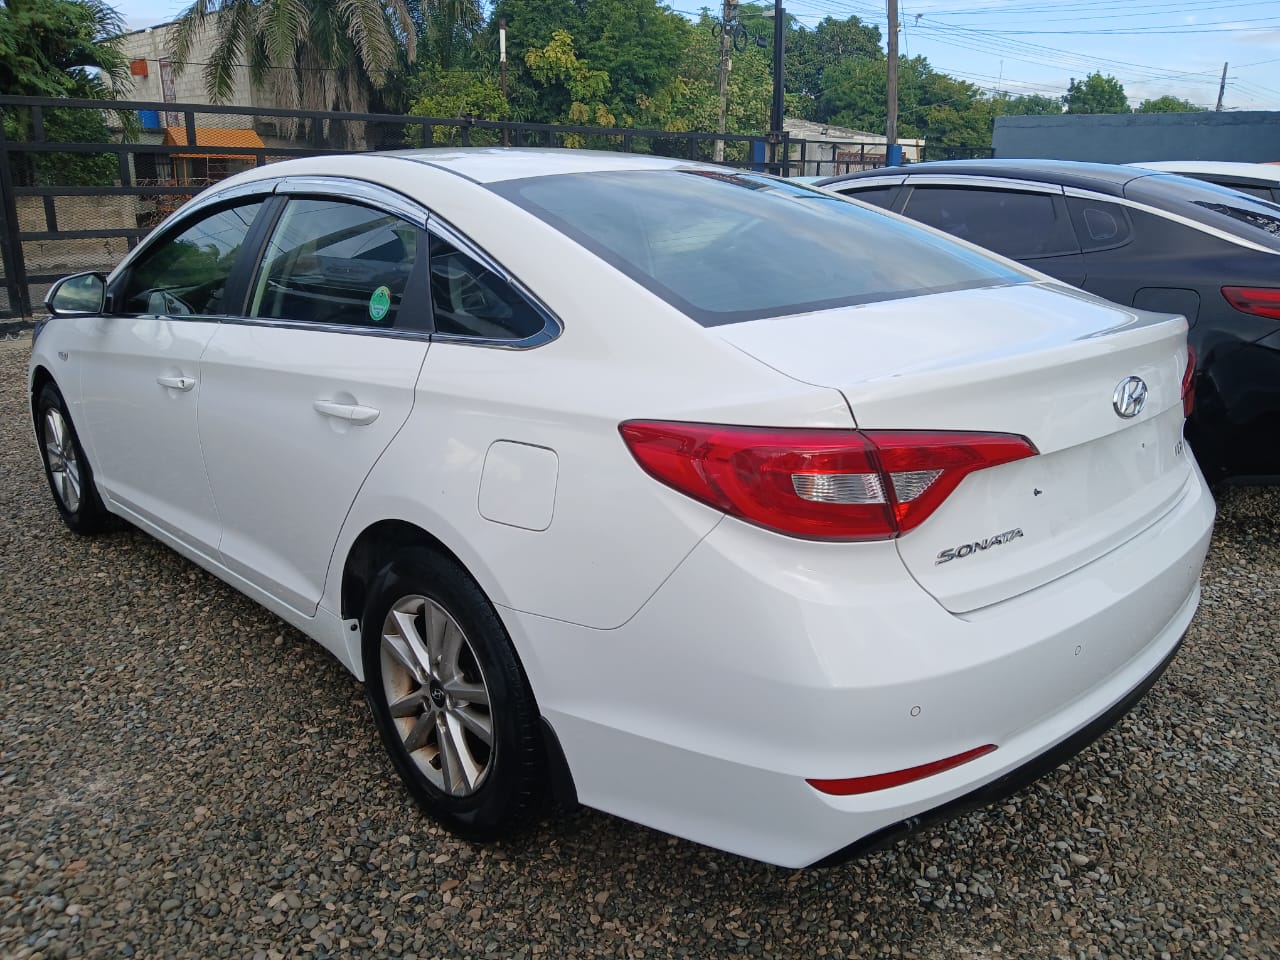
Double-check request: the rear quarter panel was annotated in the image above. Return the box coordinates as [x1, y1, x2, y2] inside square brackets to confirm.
[322, 169, 854, 633]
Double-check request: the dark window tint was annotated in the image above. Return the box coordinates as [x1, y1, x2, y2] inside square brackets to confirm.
[1191, 200, 1280, 236]
[429, 236, 545, 340]
[250, 198, 419, 328]
[840, 185, 897, 209]
[491, 171, 1025, 326]
[1213, 181, 1274, 201]
[1066, 197, 1133, 252]
[902, 186, 1077, 259]
[121, 200, 264, 316]
[1127, 174, 1280, 251]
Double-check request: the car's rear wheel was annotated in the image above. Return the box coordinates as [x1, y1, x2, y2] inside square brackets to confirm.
[362, 545, 546, 839]
[36, 382, 109, 534]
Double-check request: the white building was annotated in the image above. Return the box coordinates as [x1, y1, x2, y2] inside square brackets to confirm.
[784, 119, 924, 176]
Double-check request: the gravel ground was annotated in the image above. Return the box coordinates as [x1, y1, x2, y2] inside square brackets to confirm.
[1, 334, 1277, 960]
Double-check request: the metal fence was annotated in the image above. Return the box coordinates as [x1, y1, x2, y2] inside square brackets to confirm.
[0, 94, 936, 325]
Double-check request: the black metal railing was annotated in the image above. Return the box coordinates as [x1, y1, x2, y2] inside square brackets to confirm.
[0, 94, 925, 323]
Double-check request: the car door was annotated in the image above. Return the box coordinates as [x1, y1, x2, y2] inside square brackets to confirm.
[196, 182, 432, 616]
[899, 179, 1087, 285]
[76, 195, 270, 555]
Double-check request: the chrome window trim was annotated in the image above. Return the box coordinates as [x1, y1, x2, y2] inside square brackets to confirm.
[273, 176, 429, 228]
[1061, 186, 1280, 256]
[902, 175, 1064, 194]
[107, 183, 278, 285]
[426, 216, 563, 350]
[826, 175, 908, 191]
[213, 314, 433, 342]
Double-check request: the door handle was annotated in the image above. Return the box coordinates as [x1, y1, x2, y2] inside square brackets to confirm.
[313, 399, 380, 425]
[156, 375, 195, 392]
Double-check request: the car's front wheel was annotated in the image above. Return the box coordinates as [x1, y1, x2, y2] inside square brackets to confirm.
[361, 545, 546, 839]
[35, 382, 110, 534]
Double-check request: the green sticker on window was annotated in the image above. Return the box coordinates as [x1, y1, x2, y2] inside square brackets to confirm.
[369, 285, 392, 322]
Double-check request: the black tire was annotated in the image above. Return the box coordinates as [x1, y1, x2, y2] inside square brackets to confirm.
[35, 382, 110, 534]
[361, 545, 546, 839]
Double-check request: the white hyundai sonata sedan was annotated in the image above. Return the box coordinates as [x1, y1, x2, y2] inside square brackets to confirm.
[30, 149, 1213, 868]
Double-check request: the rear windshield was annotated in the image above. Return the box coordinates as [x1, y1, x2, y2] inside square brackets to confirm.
[1128, 174, 1280, 251]
[490, 169, 1028, 326]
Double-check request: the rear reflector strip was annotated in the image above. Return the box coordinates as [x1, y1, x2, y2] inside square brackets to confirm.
[806, 744, 998, 796]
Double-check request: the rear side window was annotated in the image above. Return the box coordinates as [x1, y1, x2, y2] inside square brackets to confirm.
[902, 186, 1078, 260]
[429, 236, 546, 340]
[250, 198, 420, 329]
[120, 200, 265, 316]
[1128, 175, 1280, 251]
[491, 170, 1026, 326]
[1220, 182, 1273, 200]
[1067, 197, 1133, 252]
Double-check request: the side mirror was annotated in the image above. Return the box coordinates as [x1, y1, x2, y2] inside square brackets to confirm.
[45, 272, 106, 317]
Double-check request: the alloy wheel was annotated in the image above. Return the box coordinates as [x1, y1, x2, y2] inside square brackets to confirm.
[380, 595, 495, 796]
[43, 408, 82, 514]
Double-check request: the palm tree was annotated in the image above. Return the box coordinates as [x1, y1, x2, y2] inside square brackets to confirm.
[169, 0, 417, 130]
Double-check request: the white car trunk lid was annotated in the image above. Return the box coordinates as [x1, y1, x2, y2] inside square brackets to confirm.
[716, 282, 1195, 613]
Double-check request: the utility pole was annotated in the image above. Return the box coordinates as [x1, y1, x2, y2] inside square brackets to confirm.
[1216, 61, 1228, 111]
[500, 18, 510, 145]
[715, 0, 735, 162]
[886, 0, 899, 160]
[770, 0, 785, 172]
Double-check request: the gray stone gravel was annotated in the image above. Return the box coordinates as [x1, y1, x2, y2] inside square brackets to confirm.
[1, 334, 1276, 959]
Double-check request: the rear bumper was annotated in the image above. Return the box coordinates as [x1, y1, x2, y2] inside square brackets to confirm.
[506, 465, 1215, 867]
[810, 627, 1184, 867]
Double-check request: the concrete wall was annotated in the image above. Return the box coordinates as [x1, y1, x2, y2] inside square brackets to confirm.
[993, 111, 1280, 163]
[117, 22, 261, 109]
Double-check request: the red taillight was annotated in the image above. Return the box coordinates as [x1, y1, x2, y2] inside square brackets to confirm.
[619, 421, 1037, 541]
[1222, 285, 1280, 320]
[807, 744, 998, 796]
[1181, 344, 1196, 418]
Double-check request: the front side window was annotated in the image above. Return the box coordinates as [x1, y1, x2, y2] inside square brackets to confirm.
[902, 186, 1078, 260]
[120, 200, 265, 316]
[492, 171, 1026, 326]
[429, 236, 546, 340]
[250, 198, 420, 328]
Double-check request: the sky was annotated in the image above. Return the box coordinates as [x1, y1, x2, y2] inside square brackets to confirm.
[112, 0, 1280, 111]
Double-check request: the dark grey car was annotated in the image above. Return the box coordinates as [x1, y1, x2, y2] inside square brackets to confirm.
[819, 160, 1280, 484]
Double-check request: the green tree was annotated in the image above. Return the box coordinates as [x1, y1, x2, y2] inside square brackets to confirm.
[1063, 72, 1129, 114]
[994, 92, 1061, 116]
[643, 11, 769, 158]
[489, 0, 688, 127]
[1136, 94, 1203, 113]
[406, 70, 507, 145]
[785, 14, 881, 119]
[0, 0, 129, 186]
[817, 55, 994, 151]
[523, 29, 615, 144]
[170, 0, 417, 121]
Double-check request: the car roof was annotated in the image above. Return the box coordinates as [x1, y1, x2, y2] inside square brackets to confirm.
[1127, 160, 1280, 183]
[817, 159, 1164, 196]
[391, 147, 705, 183]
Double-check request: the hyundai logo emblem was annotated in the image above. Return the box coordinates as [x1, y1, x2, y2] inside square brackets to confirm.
[1112, 376, 1148, 419]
